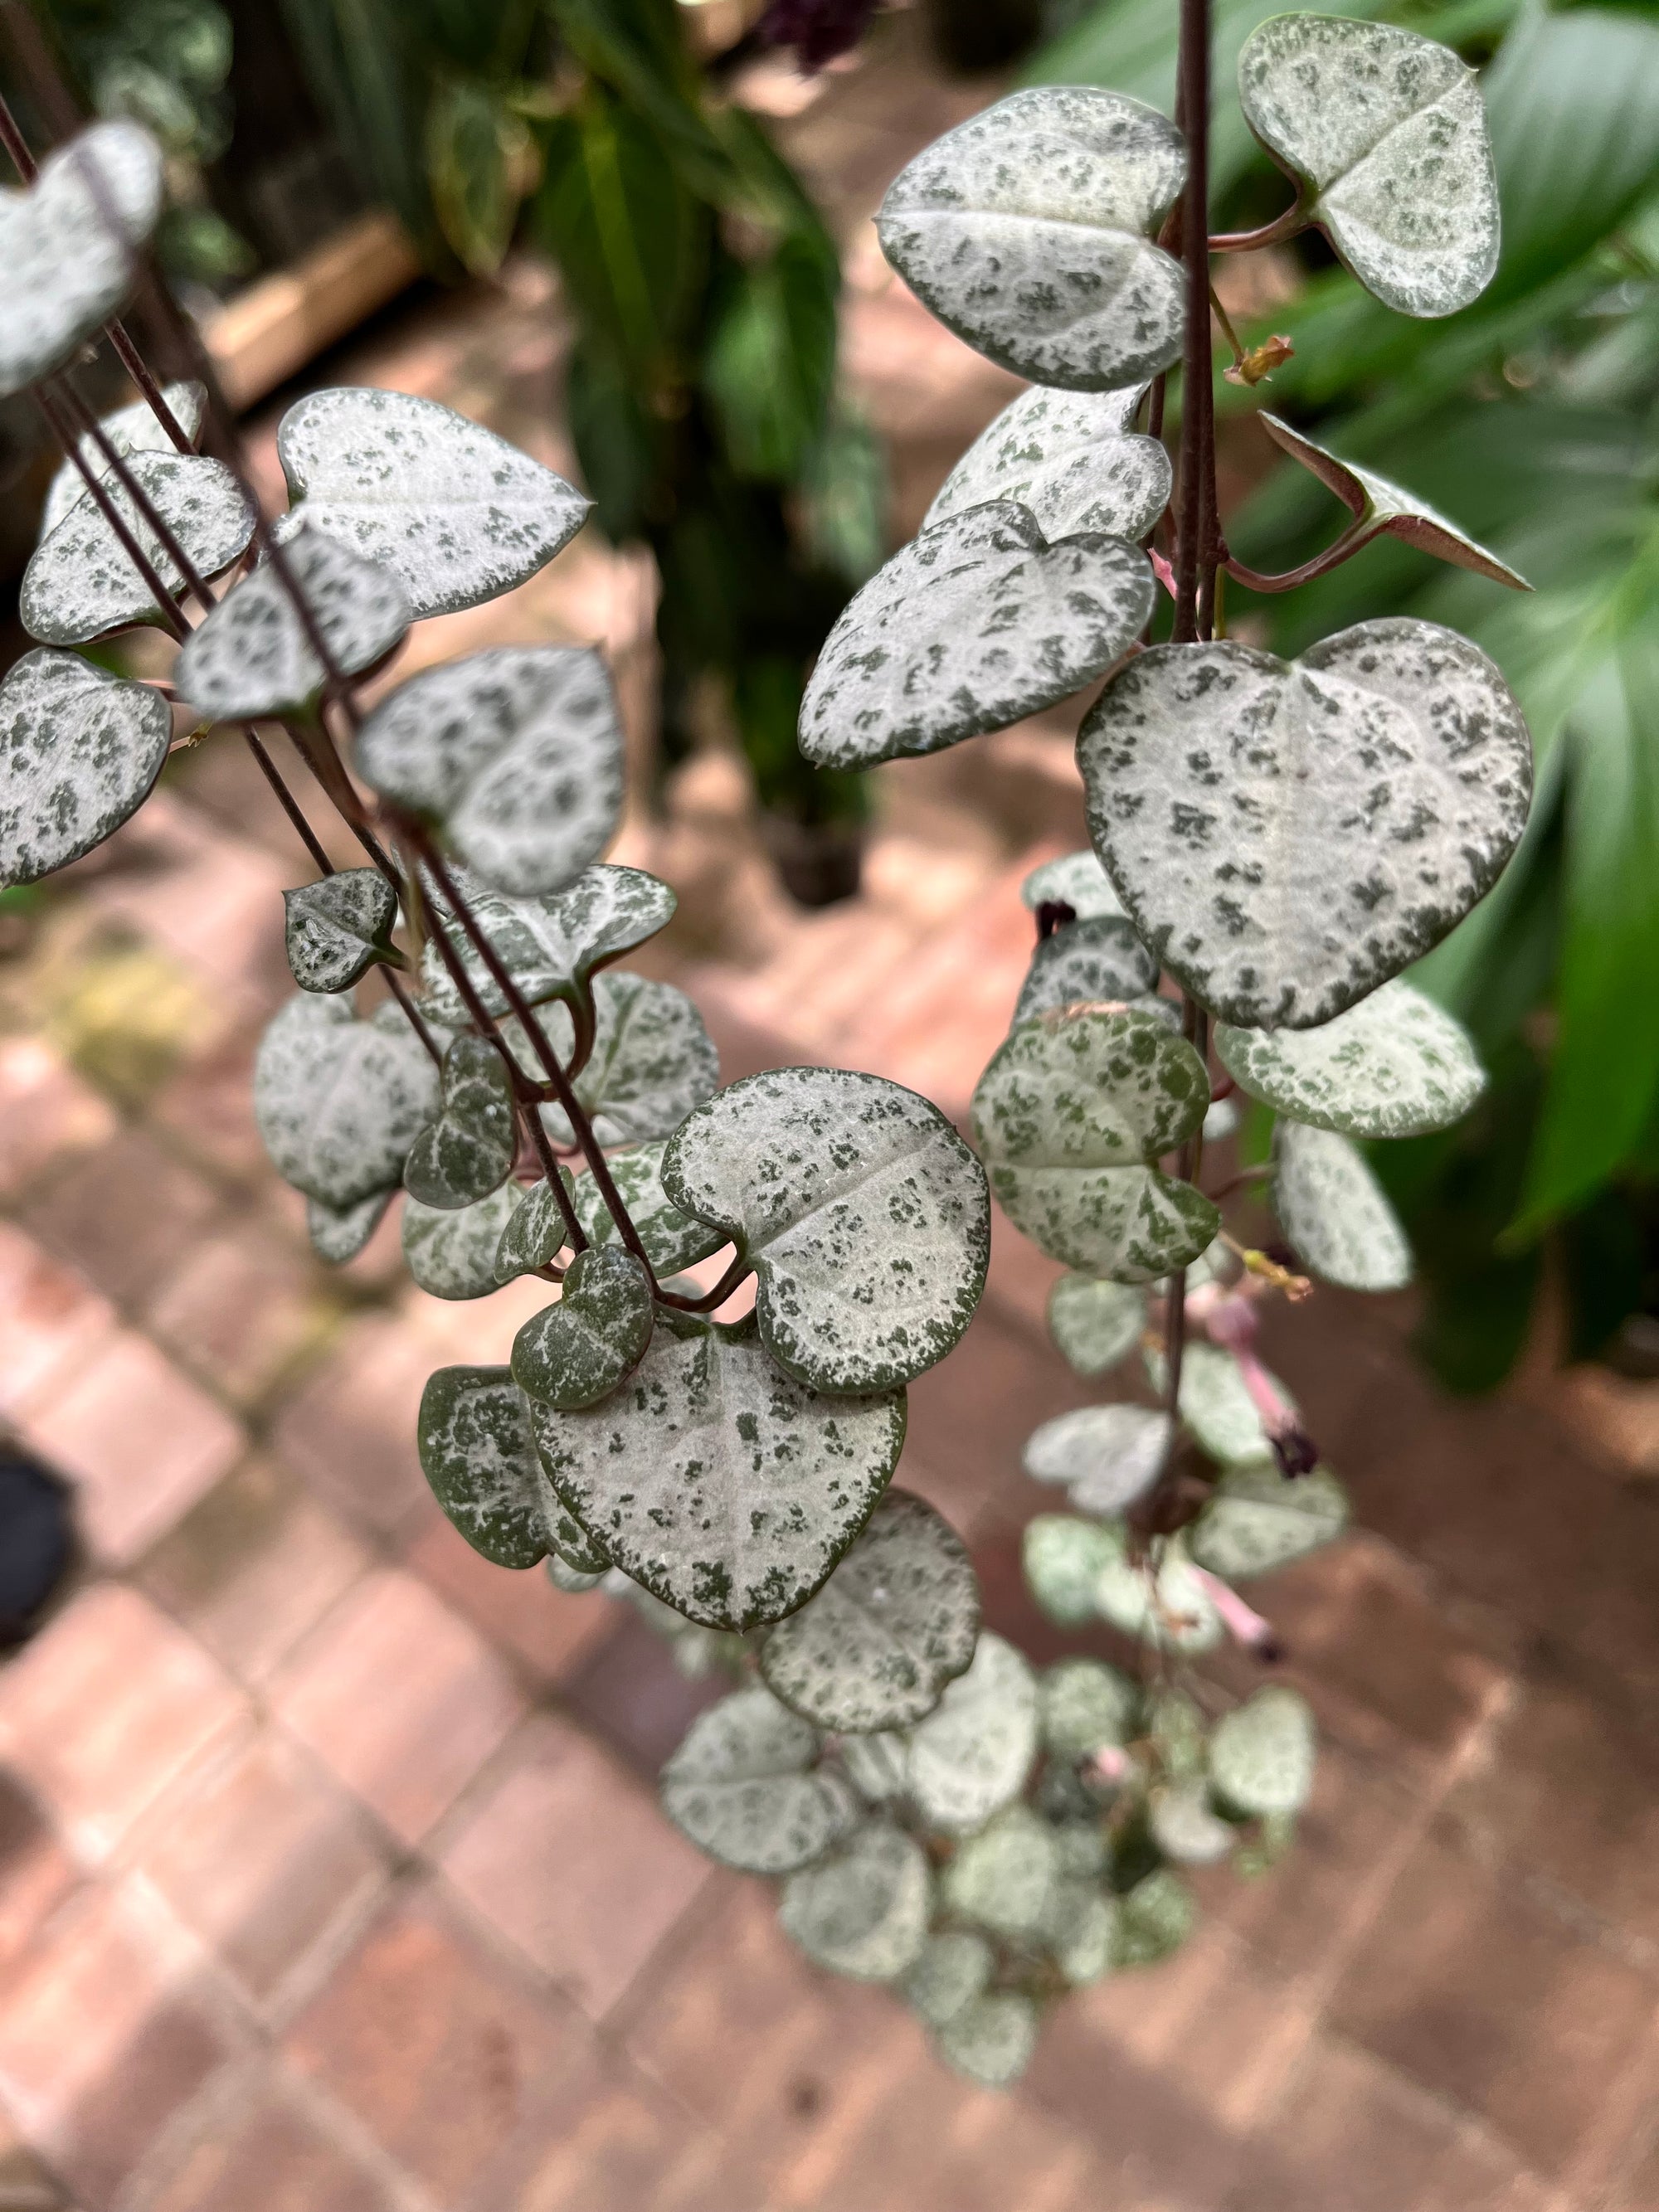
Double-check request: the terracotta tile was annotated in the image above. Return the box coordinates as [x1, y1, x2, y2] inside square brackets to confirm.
[0, 1582, 246, 1862]
[144, 1219, 333, 1404]
[287, 1887, 585, 2200]
[20, 1127, 220, 1309]
[148, 1019, 269, 1185]
[0, 1036, 118, 1203]
[271, 1315, 434, 1536]
[471, 2078, 715, 2212]
[15, 1332, 244, 1565]
[143, 2071, 397, 2212]
[132, 1731, 387, 2008]
[555, 1606, 723, 1773]
[139, 1458, 369, 1685]
[0, 1222, 115, 1418]
[0, 2124, 73, 2212]
[41, 931, 229, 1111]
[437, 1712, 711, 2018]
[0, 1773, 78, 1978]
[401, 1511, 618, 1687]
[270, 1568, 523, 1843]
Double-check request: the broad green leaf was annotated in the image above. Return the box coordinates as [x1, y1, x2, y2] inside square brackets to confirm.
[1023, 1513, 1120, 1626]
[512, 1247, 654, 1411]
[927, 384, 1171, 544]
[1150, 1782, 1236, 1867]
[758, 1490, 980, 1733]
[494, 1174, 573, 1283]
[1117, 1868, 1194, 1966]
[305, 1188, 392, 1266]
[1040, 1655, 1140, 1760]
[1020, 848, 1126, 922]
[1273, 1121, 1413, 1292]
[1144, 1341, 1292, 1466]
[403, 1181, 526, 1300]
[418, 863, 676, 1023]
[660, 1684, 855, 1874]
[798, 503, 1152, 772]
[1236, 16, 1500, 318]
[902, 1932, 993, 2029]
[1189, 1460, 1350, 1582]
[1014, 916, 1159, 1028]
[877, 88, 1185, 390]
[663, 1067, 990, 1396]
[1216, 977, 1486, 1139]
[22, 452, 256, 645]
[356, 647, 623, 898]
[0, 649, 171, 888]
[935, 1992, 1039, 2088]
[905, 1632, 1038, 1835]
[416, 1364, 546, 1568]
[529, 1309, 905, 1631]
[1209, 1686, 1316, 1816]
[1047, 1274, 1146, 1377]
[0, 122, 164, 399]
[1048, 1884, 1117, 1986]
[404, 1034, 516, 1210]
[1258, 413, 1528, 591]
[174, 523, 411, 721]
[778, 1821, 932, 1982]
[1094, 1531, 1223, 1653]
[569, 1142, 726, 1276]
[276, 386, 590, 620]
[518, 973, 718, 1150]
[1022, 1404, 1170, 1517]
[941, 1802, 1059, 1940]
[255, 994, 439, 1207]
[41, 382, 206, 539]
[283, 870, 400, 994]
[971, 1007, 1217, 1280]
[1079, 621, 1533, 1029]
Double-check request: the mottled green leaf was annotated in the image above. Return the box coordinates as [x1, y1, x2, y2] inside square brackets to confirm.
[937, 1991, 1039, 2087]
[1014, 916, 1159, 1028]
[41, 382, 205, 539]
[0, 649, 171, 888]
[403, 1180, 525, 1300]
[547, 1504, 610, 1576]
[1209, 1686, 1316, 1816]
[928, 383, 1170, 543]
[305, 1188, 393, 1266]
[1095, 1531, 1223, 1653]
[1189, 1460, 1350, 1582]
[1216, 978, 1486, 1139]
[1150, 1782, 1236, 1867]
[493, 1173, 572, 1282]
[512, 1246, 654, 1411]
[516, 973, 718, 1150]
[569, 1141, 726, 1277]
[1048, 1884, 1117, 1986]
[284, 870, 400, 994]
[779, 1821, 932, 1981]
[1273, 1121, 1413, 1292]
[419, 863, 676, 1023]
[906, 1632, 1038, 1835]
[1023, 1514, 1119, 1626]
[255, 994, 439, 1207]
[1116, 1868, 1194, 1966]
[1041, 1655, 1140, 1761]
[23, 452, 256, 645]
[404, 1033, 516, 1210]
[1022, 1403, 1170, 1517]
[1047, 1274, 1146, 1377]
[902, 1931, 993, 2028]
[941, 1803, 1059, 1940]
[1020, 848, 1125, 922]
[660, 1684, 855, 1874]
[546, 1551, 607, 1593]
[1144, 1341, 1291, 1466]
[417, 1364, 546, 1567]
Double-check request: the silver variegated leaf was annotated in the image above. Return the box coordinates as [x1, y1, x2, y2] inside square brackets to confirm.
[798, 503, 1151, 772]
[778, 1821, 931, 1982]
[41, 382, 205, 539]
[1079, 620, 1532, 1029]
[1095, 1531, 1223, 1654]
[403, 1180, 526, 1300]
[1047, 1274, 1146, 1376]
[1237, 15, 1499, 318]
[305, 1188, 393, 1265]
[941, 1802, 1059, 1940]
[936, 1992, 1039, 2088]
[757, 1490, 979, 1732]
[0, 122, 164, 399]
[23, 453, 256, 645]
[416, 1364, 546, 1568]
[512, 1247, 654, 1411]
[877, 88, 1186, 390]
[1150, 1783, 1236, 1867]
[905, 1631, 1037, 1835]
[1189, 1461, 1350, 1582]
[254, 994, 439, 1207]
[1215, 978, 1485, 1139]
[902, 1931, 992, 2029]
[1040, 1655, 1139, 1760]
[284, 870, 400, 994]
[1048, 1884, 1117, 1986]
[1144, 1340, 1292, 1466]
[419, 863, 675, 1023]
[569, 1142, 726, 1277]
[1117, 1868, 1194, 1965]
[0, 649, 171, 888]
[660, 1685, 855, 1874]
[1022, 1404, 1170, 1517]
[514, 973, 718, 1150]
[1272, 1120, 1412, 1292]
[174, 523, 410, 721]
[404, 1033, 516, 1209]
[927, 384, 1171, 545]
[494, 1174, 572, 1282]
[1014, 915, 1159, 1027]
[971, 1006, 1217, 1281]
[1209, 1686, 1316, 1816]
[1020, 848, 1125, 922]
[1023, 1513, 1120, 1626]
[356, 647, 622, 898]
[662, 1067, 990, 1396]
[276, 386, 590, 620]
[529, 1309, 905, 1631]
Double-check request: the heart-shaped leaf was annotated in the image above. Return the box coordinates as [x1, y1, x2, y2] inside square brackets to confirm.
[1272, 1121, 1412, 1292]
[306, 1188, 393, 1265]
[936, 1992, 1039, 2087]
[0, 649, 171, 888]
[1022, 1404, 1170, 1517]
[493, 1173, 573, 1282]
[404, 1033, 516, 1209]
[404, 1181, 525, 1300]
[1216, 978, 1486, 1139]
[1014, 915, 1159, 1028]
[902, 1932, 993, 2029]
[1040, 1656, 1140, 1759]
[660, 1685, 856, 1874]
[1021, 848, 1125, 922]
[941, 1802, 1059, 1940]
[1237, 15, 1499, 318]
[255, 994, 439, 1206]
[1258, 414, 1527, 589]
[1118, 1868, 1194, 1964]
[1078, 620, 1532, 1030]
[1047, 1275, 1146, 1376]
[276, 386, 591, 620]
[569, 1142, 727, 1277]
[757, 1490, 980, 1732]
[530, 1309, 905, 1631]
[419, 863, 675, 1023]
[778, 1821, 932, 1981]
[41, 382, 205, 539]
[1209, 1686, 1316, 1816]
[798, 503, 1152, 773]
[516, 973, 718, 1150]
[22, 452, 256, 647]
[927, 385, 1172, 544]
[1189, 1461, 1350, 1582]
[175, 523, 411, 722]
[663, 1067, 990, 1396]
[1144, 1340, 1294, 1466]
[417, 1364, 547, 1568]
[1094, 1531, 1223, 1653]
[356, 646, 623, 897]
[512, 1246, 654, 1410]
[877, 88, 1186, 389]
[1048, 1884, 1117, 1987]
[284, 869, 400, 994]
[1150, 1783, 1236, 1866]
[0, 122, 164, 400]
[1023, 1514, 1118, 1626]
[971, 1006, 1218, 1281]
[904, 1631, 1038, 1834]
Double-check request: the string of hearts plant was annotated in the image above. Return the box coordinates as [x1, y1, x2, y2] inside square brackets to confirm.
[0, 2, 1529, 2093]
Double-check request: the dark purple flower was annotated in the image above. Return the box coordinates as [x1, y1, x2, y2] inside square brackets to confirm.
[759, 0, 880, 71]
